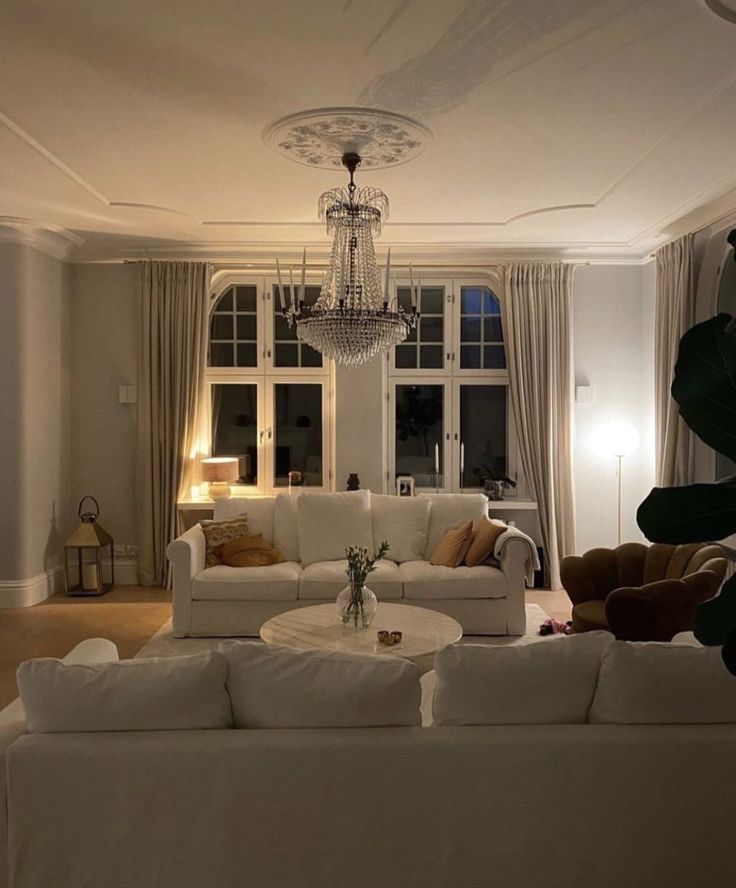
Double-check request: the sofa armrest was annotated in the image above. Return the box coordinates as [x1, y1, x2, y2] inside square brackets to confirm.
[167, 525, 206, 638]
[498, 537, 528, 636]
[0, 721, 25, 888]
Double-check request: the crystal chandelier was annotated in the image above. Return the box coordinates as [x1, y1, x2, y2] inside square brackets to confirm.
[277, 153, 418, 368]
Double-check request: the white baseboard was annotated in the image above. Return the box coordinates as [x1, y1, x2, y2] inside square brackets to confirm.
[112, 558, 139, 585]
[0, 566, 65, 608]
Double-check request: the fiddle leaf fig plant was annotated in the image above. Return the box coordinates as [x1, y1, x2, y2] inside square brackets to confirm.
[636, 233, 736, 673]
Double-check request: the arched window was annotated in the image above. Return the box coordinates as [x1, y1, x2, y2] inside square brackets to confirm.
[205, 278, 333, 493]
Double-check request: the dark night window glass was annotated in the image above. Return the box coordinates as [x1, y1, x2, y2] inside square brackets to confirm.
[460, 385, 507, 488]
[208, 285, 258, 367]
[394, 286, 444, 370]
[395, 384, 444, 487]
[209, 342, 234, 366]
[211, 384, 258, 484]
[274, 383, 323, 487]
[460, 285, 505, 370]
[273, 284, 323, 367]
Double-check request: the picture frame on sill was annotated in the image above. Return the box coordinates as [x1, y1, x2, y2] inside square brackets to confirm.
[396, 475, 415, 497]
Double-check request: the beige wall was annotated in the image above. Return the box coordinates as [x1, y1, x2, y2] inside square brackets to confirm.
[0, 243, 71, 602]
[335, 358, 386, 494]
[573, 263, 656, 553]
[69, 263, 138, 552]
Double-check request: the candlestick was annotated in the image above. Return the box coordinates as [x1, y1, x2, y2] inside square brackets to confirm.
[384, 248, 391, 304]
[276, 258, 285, 310]
[289, 266, 296, 307]
[300, 247, 307, 305]
[460, 442, 465, 490]
[434, 442, 439, 474]
[409, 263, 416, 309]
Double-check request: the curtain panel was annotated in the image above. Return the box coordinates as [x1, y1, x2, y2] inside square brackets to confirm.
[501, 262, 576, 589]
[137, 261, 211, 586]
[655, 234, 695, 487]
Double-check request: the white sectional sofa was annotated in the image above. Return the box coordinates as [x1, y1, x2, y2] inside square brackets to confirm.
[168, 490, 533, 637]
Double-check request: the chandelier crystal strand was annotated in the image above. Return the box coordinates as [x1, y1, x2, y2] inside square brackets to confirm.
[283, 152, 417, 367]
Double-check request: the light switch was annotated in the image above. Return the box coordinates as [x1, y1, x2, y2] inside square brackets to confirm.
[575, 385, 594, 405]
[118, 385, 137, 404]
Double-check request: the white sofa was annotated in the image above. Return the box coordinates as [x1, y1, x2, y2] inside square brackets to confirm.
[3, 636, 736, 888]
[168, 491, 532, 637]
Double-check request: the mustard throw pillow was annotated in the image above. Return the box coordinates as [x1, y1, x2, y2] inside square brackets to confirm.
[430, 521, 474, 568]
[219, 534, 286, 568]
[201, 516, 249, 566]
[464, 516, 507, 567]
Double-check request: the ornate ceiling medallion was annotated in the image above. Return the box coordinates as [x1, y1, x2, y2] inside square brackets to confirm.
[263, 107, 432, 170]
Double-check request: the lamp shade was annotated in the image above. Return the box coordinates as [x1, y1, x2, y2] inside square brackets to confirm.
[592, 421, 640, 459]
[201, 457, 239, 483]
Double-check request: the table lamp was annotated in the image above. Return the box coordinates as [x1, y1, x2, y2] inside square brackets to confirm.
[201, 457, 239, 499]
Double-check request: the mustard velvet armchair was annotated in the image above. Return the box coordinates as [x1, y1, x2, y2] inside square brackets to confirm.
[561, 543, 728, 641]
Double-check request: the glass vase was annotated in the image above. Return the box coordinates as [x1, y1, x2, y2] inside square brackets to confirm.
[336, 583, 378, 629]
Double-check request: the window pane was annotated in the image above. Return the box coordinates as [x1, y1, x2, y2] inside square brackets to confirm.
[420, 345, 443, 369]
[460, 345, 481, 369]
[211, 384, 258, 484]
[460, 385, 507, 489]
[421, 287, 443, 315]
[396, 345, 417, 369]
[483, 345, 506, 369]
[236, 343, 257, 367]
[209, 342, 235, 367]
[484, 290, 501, 314]
[460, 317, 481, 342]
[235, 285, 257, 312]
[420, 317, 442, 342]
[397, 286, 413, 313]
[274, 384, 323, 487]
[484, 317, 503, 342]
[461, 287, 482, 314]
[301, 345, 323, 367]
[275, 315, 297, 341]
[236, 315, 257, 341]
[211, 315, 233, 340]
[405, 324, 417, 343]
[275, 343, 299, 367]
[395, 385, 443, 487]
[215, 288, 233, 312]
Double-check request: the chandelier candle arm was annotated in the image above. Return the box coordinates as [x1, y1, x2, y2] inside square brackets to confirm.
[276, 258, 285, 310]
[289, 266, 296, 309]
[384, 248, 391, 307]
[301, 248, 307, 305]
[409, 263, 417, 309]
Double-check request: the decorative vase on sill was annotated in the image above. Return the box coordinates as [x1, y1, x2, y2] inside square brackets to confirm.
[337, 582, 378, 629]
[337, 540, 390, 629]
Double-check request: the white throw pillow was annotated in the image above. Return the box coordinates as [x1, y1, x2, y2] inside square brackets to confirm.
[221, 641, 422, 728]
[433, 632, 613, 726]
[297, 490, 373, 566]
[419, 494, 488, 559]
[370, 494, 430, 563]
[17, 652, 232, 733]
[214, 497, 276, 546]
[274, 494, 300, 561]
[589, 640, 736, 724]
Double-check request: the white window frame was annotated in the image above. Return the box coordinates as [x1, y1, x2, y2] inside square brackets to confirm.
[452, 278, 508, 379]
[389, 378, 452, 493]
[389, 277, 453, 377]
[205, 272, 334, 495]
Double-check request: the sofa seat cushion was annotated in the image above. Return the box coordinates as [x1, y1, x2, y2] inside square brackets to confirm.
[572, 600, 609, 633]
[399, 560, 506, 600]
[192, 563, 301, 601]
[299, 559, 403, 600]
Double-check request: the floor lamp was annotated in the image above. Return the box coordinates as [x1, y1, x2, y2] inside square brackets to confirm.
[599, 422, 640, 546]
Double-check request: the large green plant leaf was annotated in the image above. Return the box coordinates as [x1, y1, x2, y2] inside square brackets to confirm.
[637, 480, 736, 543]
[672, 313, 736, 461]
[695, 574, 736, 646]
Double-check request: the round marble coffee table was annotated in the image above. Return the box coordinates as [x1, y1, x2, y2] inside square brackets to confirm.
[260, 603, 462, 670]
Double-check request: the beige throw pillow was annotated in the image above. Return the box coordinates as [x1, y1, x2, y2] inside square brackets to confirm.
[201, 516, 249, 566]
[430, 520, 474, 567]
[464, 516, 507, 567]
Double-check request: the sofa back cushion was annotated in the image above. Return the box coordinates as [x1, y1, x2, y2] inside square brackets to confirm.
[214, 497, 276, 546]
[589, 640, 736, 724]
[433, 632, 613, 726]
[297, 490, 373, 566]
[274, 494, 300, 561]
[221, 641, 422, 728]
[370, 493, 430, 562]
[16, 652, 233, 733]
[419, 494, 488, 559]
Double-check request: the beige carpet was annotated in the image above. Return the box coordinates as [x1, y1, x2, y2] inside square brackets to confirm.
[136, 603, 551, 658]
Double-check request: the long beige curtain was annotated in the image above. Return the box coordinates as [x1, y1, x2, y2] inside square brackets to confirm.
[501, 262, 576, 589]
[655, 234, 695, 487]
[137, 261, 211, 586]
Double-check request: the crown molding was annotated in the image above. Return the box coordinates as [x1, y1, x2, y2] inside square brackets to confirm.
[0, 217, 84, 262]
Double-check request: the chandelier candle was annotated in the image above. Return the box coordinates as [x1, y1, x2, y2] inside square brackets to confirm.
[276, 258, 286, 310]
[281, 152, 418, 367]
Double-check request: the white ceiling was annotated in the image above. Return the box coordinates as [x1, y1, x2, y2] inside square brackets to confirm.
[2, 0, 736, 260]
